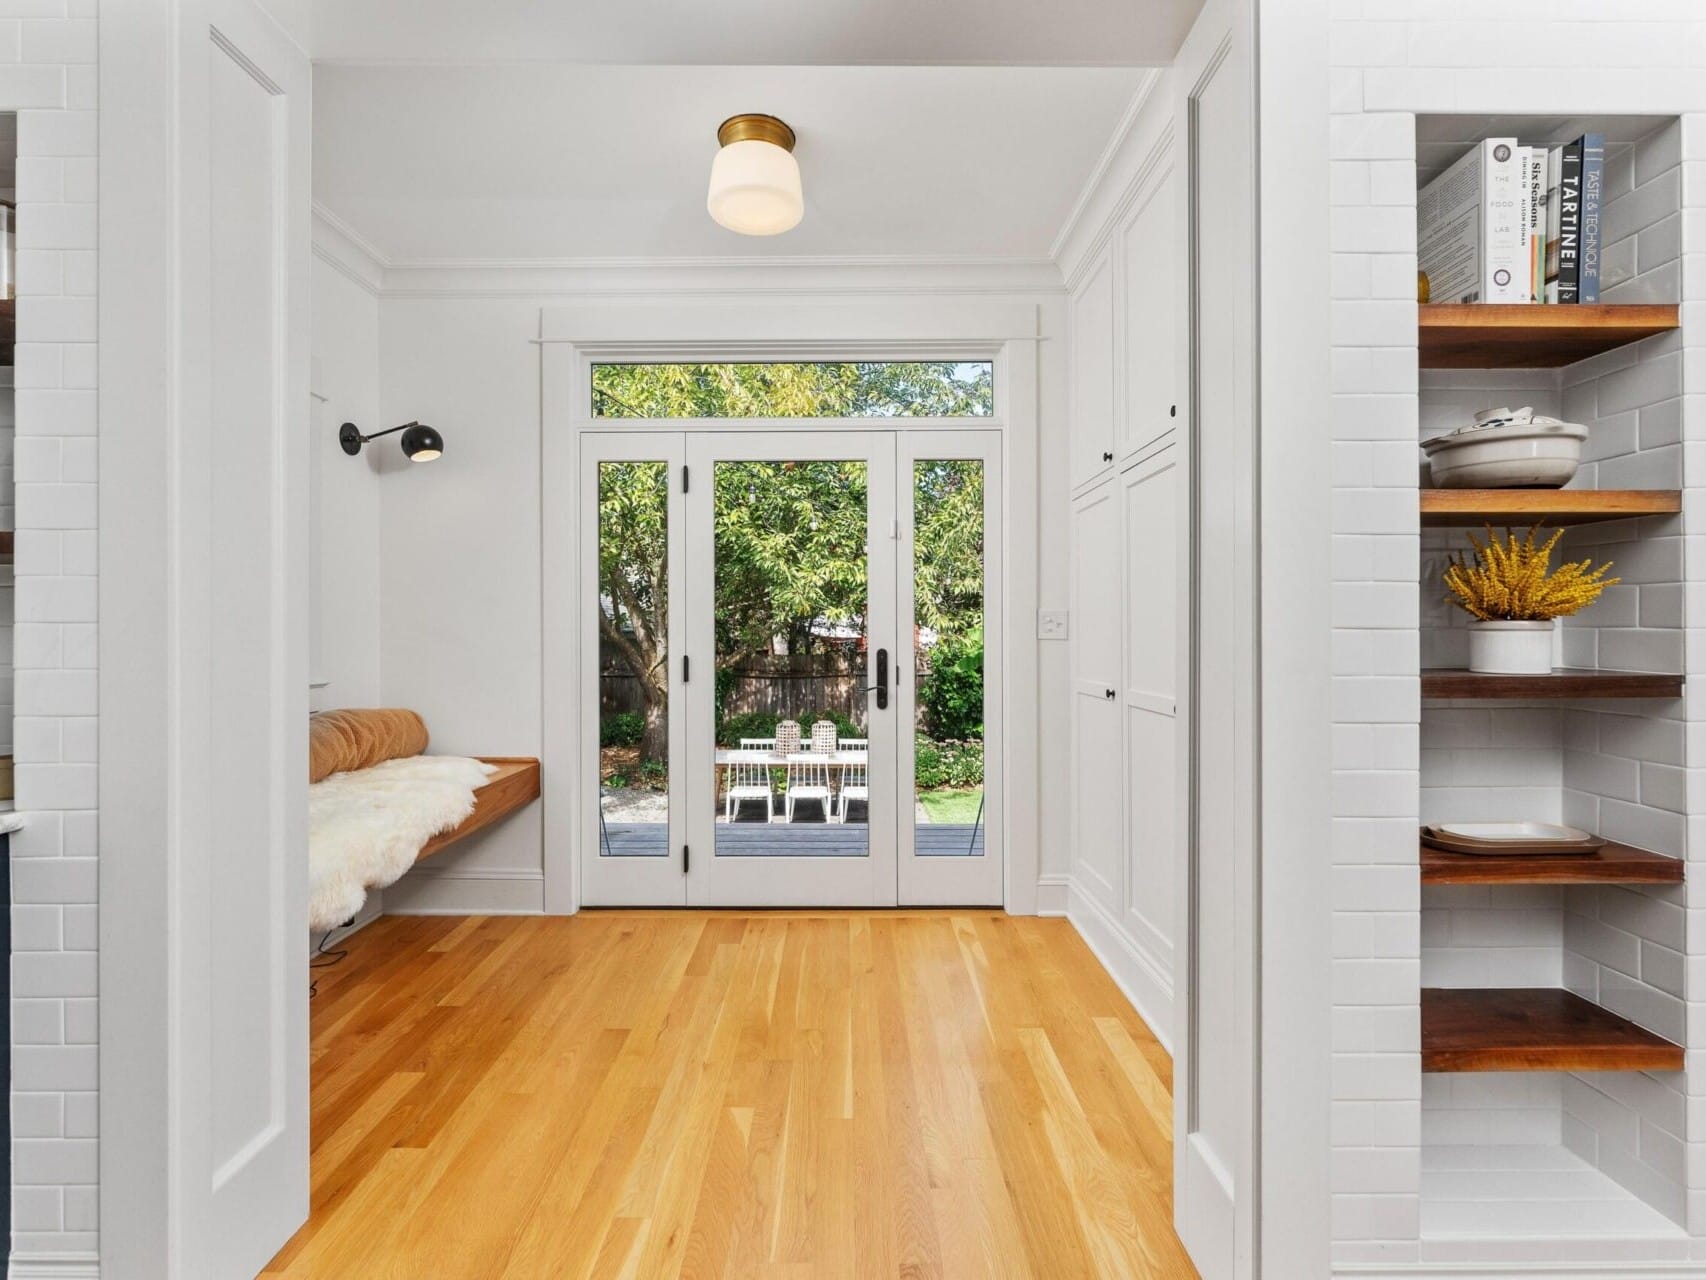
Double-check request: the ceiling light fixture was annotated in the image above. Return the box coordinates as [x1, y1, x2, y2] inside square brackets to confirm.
[340, 420, 444, 462]
[706, 114, 803, 236]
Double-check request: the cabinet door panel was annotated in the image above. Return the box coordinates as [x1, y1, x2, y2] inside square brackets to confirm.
[1121, 170, 1177, 458]
[1071, 480, 1122, 909]
[1070, 250, 1116, 489]
[1123, 449, 1177, 704]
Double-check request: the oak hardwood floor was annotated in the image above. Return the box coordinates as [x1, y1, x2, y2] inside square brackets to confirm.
[262, 911, 1196, 1279]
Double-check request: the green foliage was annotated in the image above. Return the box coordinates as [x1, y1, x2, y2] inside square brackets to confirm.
[914, 736, 983, 789]
[592, 361, 992, 420]
[920, 630, 984, 741]
[604, 769, 631, 789]
[913, 460, 984, 647]
[639, 759, 668, 788]
[715, 461, 870, 663]
[599, 712, 645, 747]
[717, 709, 861, 747]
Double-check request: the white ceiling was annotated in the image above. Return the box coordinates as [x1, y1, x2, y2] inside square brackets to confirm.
[312, 64, 1153, 262]
[308, 0, 1201, 67]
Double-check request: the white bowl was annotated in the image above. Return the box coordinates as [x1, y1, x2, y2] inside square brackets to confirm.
[1422, 407, 1587, 489]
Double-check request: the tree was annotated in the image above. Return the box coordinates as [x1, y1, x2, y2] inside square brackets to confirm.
[596, 364, 990, 767]
[598, 462, 670, 763]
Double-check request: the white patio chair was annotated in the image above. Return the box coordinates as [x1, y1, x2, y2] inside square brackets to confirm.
[724, 749, 776, 823]
[837, 754, 869, 824]
[784, 754, 834, 823]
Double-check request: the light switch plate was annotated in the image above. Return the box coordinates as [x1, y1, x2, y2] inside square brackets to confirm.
[1037, 610, 1069, 640]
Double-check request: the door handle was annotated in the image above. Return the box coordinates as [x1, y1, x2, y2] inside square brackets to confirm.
[865, 647, 889, 710]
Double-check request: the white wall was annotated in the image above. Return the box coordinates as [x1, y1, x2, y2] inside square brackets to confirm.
[364, 269, 1069, 914]
[310, 222, 382, 710]
[8, 5, 100, 1266]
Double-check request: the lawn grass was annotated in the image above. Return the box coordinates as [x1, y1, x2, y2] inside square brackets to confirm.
[917, 787, 984, 824]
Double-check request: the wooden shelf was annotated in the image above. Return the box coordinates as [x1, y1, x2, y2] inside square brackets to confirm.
[1421, 668, 1682, 700]
[1420, 489, 1681, 527]
[417, 757, 540, 861]
[1419, 303, 1679, 368]
[1421, 838, 1683, 886]
[1422, 987, 1683, 1073]
[0, 297, 12, 365]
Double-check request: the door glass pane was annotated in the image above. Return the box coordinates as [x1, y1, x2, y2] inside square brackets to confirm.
[593, 362, 993, 418]
[713, 460, 870, 858]
[597, 460, 670, 857]
[913, 460, 985, 856]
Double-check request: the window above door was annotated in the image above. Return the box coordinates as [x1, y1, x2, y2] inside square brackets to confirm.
[591, 360, 994, 419]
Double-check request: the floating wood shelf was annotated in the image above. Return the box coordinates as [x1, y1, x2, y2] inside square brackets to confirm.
[1421, 838, 1683, 886]
[1419, 303, 1679, 368]
[1421, 668, 1682, 700]
[0, 531, 12, 564]
[0, 297, 12, 365]
[1422, 987, 1683, 1073]
[1420, 489, 1681, 527]
[417, 757, 540, 861]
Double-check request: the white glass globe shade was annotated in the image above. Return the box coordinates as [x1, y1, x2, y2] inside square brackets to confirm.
[706, 138, 804, 236]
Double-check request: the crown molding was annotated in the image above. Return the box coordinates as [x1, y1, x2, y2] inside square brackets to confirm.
[303, 203, 1066, 298]
[1049, 68, 1164, 263]
[378, 256, 1065, 299]
[311, 203, 387, 295]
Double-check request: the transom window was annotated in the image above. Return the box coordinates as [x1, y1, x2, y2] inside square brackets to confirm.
[591, 361, 994, 419]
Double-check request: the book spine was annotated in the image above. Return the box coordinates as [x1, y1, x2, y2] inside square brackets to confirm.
[1528, 147, 1547, 301]
[1556, 138, 1583, 303]
[1578, 132, 1605, 303]
[1481, 139, 1526, 303]
[1544, 145, 1562, 301]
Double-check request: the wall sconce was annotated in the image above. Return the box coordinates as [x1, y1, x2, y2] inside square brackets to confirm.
[339, 421, 444, 462]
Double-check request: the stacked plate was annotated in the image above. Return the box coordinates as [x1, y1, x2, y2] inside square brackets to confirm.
[1421, 821, 1605, 857]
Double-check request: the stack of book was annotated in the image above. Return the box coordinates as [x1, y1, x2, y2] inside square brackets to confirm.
[1418, 134, 1604, 305]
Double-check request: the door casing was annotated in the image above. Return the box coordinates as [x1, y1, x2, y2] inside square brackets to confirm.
[541, 301, 1041, 916]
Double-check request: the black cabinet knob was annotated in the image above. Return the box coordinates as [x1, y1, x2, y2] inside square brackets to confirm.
[1101, 450, 1113, 462]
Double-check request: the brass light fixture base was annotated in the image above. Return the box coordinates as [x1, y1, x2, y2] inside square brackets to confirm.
[716, 113, 796, 152]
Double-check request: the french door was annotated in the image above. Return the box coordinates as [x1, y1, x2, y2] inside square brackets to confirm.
[580, 428, 1001, 907]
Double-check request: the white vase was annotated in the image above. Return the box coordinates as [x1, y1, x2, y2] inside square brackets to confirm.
[1467, 619, 1554, 674]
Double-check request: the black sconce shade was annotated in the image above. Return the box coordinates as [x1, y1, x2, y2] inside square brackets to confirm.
[400, 423, 443, 461]
[341, 421, 444, 463]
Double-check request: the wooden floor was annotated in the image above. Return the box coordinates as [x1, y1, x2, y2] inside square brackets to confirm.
[263, 911, 1196, 1279]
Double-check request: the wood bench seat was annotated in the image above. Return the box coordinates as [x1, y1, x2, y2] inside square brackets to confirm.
[417, 756, 540, 861]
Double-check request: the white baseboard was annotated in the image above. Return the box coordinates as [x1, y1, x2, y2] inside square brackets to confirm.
[1337, 1265, 1706, 1278]
[382, 866, 545, 915]
[9, 1254, 101, 1279]
[1035, 872, 1071, 916]
[1067, 879, 1174, 1054]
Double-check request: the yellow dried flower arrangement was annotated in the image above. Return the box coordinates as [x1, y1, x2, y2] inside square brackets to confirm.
[1443, 525, 1618, 622]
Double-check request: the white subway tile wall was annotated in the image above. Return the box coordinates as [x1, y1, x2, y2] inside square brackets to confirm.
[3, 0, 97, 1261]
[1331, 2, 1706, 1266]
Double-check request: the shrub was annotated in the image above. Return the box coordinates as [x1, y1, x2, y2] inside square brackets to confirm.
[718, 711, 780, 746]
[914, 735, 983, 789]
[600, 712, 645, 747]
[718, 708, 862, 747]
[920, 634, 984, 741]
[604, 768, 631, 789]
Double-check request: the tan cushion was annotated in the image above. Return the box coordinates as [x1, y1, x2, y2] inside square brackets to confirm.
[309, 708, 430, 783]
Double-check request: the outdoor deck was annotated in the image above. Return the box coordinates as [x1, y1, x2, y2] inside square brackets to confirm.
[602, 822, 985, 857]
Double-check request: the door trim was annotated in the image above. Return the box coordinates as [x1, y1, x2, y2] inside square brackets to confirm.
[541, 299, 1040, 915]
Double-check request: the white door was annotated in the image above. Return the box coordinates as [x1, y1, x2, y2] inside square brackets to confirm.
[684, 431, 900, 907]
[580, 429, 1002, 908]
[1177, 15, 1259, 1280]
[113, 0, 313, 1275]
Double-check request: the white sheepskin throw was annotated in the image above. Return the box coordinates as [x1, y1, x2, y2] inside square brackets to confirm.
[309, 755, 496, 931]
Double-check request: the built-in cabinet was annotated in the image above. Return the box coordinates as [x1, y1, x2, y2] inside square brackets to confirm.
[1069, 250, 1116, 490]
[1071, 170, 1178, 492]
[1065, 148, 1183, 1041]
